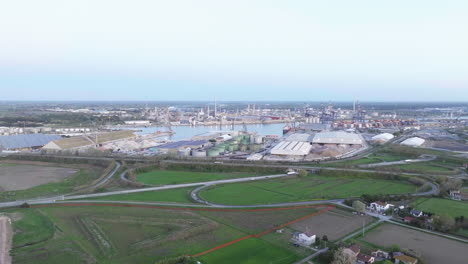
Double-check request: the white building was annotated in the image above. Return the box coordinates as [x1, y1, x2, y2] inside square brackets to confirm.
[312, 131, 364, 145]
[270, 141, 312, 156]
[124, 120, 151, 125]
[401, 137, 425, 147]
[370, 201, 394, 212]
[371, 133, 394, 143]
[291, 232, 316, 246]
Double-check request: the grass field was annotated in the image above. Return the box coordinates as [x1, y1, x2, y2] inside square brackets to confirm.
[4, 205, 335, 264]
[410, 198, 468, 217]
[136, 170, 257, 185]
[199, 237, 300, 264]
[381, 162, 458, 175]
[199, 175, 416, 205]
[88, 187, 196, 204]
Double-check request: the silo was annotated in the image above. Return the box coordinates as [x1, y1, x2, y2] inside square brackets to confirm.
[254, 135, 263, 144]
[207, 149, 219, 157]
[191, 150, 207, 158]
[177, 148, 191, 157]
[249, 144, 261, 151]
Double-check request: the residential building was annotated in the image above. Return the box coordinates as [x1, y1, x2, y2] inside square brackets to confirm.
[291, 232, 316, 247]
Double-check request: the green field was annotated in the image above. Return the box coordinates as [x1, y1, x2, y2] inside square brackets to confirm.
[199, 237, 300, 264]
[88, 187, 196, 204]
[411, 198, 468, 217]
[4, 205, 324, 264]
[382, 162, 458, 175]
[199, 175, 416, 205]
[136, 170, 257, 185]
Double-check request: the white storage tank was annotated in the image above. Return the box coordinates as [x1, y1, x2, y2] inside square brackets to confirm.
[191, 149, 207, 158]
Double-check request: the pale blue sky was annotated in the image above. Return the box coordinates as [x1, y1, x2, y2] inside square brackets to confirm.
[0, 0, 467, 101]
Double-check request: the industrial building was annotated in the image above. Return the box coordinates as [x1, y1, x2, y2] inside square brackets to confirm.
[371, 133, 395, 143]
[156, 140, 210, 153]
[401, 137, 425, 147]
[0, 134, 62, 151]
[285, 133, 313, 142]
[312, 131, 364, 145]
[42, 130, 136, 152]
[270, 141, 312, 156]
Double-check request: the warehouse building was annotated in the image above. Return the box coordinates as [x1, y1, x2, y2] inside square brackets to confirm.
[401, 137, 425, 147]
[270, 141, 312, 156]
[312, 131, 364, 145]
[42, 130, 136, 152]
[156, 140, 210, 153]
[0, 133, 62, 151]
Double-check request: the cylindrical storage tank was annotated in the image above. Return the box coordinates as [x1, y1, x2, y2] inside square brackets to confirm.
[207, 149, 219, 157]
[233, 145, 239, 151]
[255, 136, 263, 144]
[239, 145, 248, 152]
[177, 148, 191, 157]
[227, 145, 235, 152]
[191, 150, 207, 158]
[249, 144, 261, 151]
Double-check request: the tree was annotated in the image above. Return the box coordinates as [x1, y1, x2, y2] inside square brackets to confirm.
[440, 178, 463, 196]
[322, 235, 329, 242]
[297, 169, 309, 177]
[390, 244, 401, 252]
[352, 200, 366, 213]
[331, 247, 357, 264]
[433, 215, 455, 232]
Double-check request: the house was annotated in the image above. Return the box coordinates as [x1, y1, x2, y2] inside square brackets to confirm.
[370, 201, 394, 212]
[394, 254, 418, 264]
[410, 209, 423, 218]
[449, 190, 461, 201]
[347, 244, 360, 257]
[291, 232, 316, 247]
[371, 250, 390, 260]
[357, 253, 375, 264]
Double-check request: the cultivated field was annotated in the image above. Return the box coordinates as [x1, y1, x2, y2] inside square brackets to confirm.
[6, 205, 333, 264]
[411, 198, 468, 217]
[199, 237, 300, 264]
[0, 160, 108, 202]
[136, 170, 257, 185]
[289, 209, 373, 241]
[9, 206, 244, 264]
[199, 175, 416, 205]
[199, 207, 321, 233]
[0, 162, 77, 191]
[362, 224, 468, 264]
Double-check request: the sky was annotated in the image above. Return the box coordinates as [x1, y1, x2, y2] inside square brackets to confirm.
[0, 0, 467, 101]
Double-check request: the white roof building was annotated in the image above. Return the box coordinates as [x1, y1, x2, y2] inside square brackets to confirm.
[291, 232, 316, 247]
[312, 131, 364, 145]
[371, 133, 395, 143]
[401, 137, 425, 147]
[270, 141, 312, 156]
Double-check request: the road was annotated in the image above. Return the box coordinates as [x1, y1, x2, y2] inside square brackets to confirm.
[357, 155, 437, 168]
[0, 216, 12, 264]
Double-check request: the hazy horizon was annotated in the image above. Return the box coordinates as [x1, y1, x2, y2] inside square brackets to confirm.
[1, 1, 467, 101]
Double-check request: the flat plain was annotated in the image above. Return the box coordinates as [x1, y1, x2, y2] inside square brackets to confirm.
[362, 223, 468, 264]
[199, 175, 416, 205]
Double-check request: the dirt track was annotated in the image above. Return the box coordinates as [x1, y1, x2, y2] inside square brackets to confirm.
[0, 163, 77, 191]
[0, 216, 12, 264]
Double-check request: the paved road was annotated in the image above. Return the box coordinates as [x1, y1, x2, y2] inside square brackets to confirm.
[357, 155, 437, 168]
